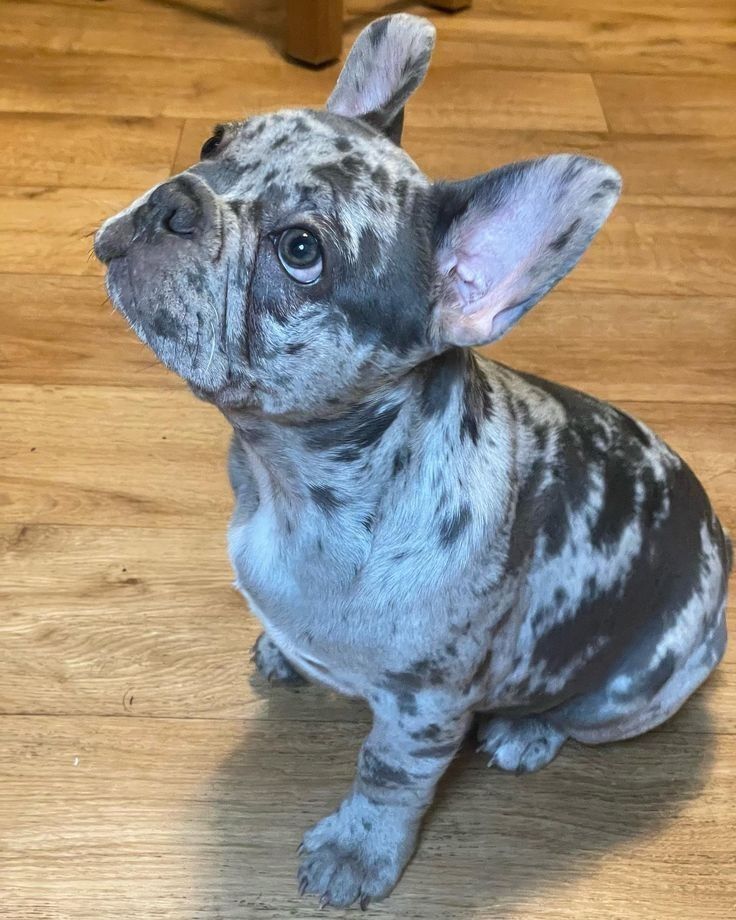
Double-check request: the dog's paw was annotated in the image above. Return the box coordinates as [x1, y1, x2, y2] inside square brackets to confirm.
[477, 715, 567, 774]
[251, 633, 306, 686]
[297, 796, 417, 909]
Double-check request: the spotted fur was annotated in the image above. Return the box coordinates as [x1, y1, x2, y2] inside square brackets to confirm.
[96, 13, 729, 910]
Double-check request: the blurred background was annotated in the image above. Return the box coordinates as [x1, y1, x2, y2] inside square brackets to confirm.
[0, 2, 734, 919]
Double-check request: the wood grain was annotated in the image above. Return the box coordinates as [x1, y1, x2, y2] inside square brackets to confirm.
[1, 2, 735, 918]
[0, 716, 734, 919]
[595, 73, 736, 137]
[0, 113, 182, 189]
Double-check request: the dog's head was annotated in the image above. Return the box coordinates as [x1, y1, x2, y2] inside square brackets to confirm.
[96, 14, 620, 416]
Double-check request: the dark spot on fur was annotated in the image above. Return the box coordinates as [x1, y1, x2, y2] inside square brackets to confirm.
[152, 309, 181, 339]
[360, 747, 412, 789]
[550, 218, 581, 252]
[358, 225, 382, 271]
[305, 398, 402, 460]
[369, 16, 389, 47]
[285, 341, 306, 355]
[439, 504, 471, 546]
[394, 178, 408, 209]
[271, 134, 289, 150]
[308, 484, 344, 513]
[342, 154, 365, 175]
[392, 446, 411, 477]
[460, 354, 494, 444]
[371, 165, 390, 193]
[420, 349, 464, 418]
[411, 741, 458, 759]
[410, 723, 442, 742]
[490, 605, 514, 637]
[334, 136, 352, 153]
[464, 648, 493, 694]
[396, 691, 418, 716]
[312, 162, 355, 198]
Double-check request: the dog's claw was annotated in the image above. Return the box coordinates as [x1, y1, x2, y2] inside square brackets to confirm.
[296, 842, 304, 855]
[360, 894, 371, 911]
[319, 894, 331, 909]
[298, 876, 308, 896]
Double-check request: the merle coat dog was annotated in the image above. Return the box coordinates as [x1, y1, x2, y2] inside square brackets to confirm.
[95, 14, 731, 909]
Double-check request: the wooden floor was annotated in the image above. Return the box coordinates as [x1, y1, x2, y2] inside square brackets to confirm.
[1, 1, 735, 917]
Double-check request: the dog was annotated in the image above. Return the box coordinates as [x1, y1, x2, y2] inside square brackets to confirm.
[95, 13, 731, 909]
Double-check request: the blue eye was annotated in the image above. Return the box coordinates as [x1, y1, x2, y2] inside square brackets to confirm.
[276, 228, 323, 283]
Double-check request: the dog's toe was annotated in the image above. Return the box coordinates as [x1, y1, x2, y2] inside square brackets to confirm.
[477, 715, 567, 773]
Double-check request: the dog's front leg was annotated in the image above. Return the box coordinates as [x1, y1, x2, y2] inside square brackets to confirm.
[298, 693, 471, 908]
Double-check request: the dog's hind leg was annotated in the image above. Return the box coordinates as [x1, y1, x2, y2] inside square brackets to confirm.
[553, 601, 726, 745]
[478, 593, 726, 772]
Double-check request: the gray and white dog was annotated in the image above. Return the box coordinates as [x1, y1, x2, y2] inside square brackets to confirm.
[95, 14, 731, 909]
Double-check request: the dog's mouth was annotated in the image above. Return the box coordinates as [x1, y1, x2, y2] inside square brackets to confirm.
[102, 243, 261, 410]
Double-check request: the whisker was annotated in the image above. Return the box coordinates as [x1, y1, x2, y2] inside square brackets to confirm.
[204, 315, 217, 376]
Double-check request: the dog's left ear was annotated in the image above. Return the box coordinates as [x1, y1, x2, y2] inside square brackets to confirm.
[326, 14, 436, 145]
[431, 155, 622, 348]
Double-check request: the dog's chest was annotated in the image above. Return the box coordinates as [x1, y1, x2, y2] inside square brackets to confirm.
[226, 484, 482, 694]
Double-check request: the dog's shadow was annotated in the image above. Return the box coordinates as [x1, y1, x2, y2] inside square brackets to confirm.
[191, 674, 718, 918]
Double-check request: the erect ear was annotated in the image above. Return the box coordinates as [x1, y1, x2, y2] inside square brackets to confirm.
[431, 155, 622, 347]
[326, 14, 435, 145]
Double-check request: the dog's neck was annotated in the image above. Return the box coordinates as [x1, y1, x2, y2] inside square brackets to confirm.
[224, 348, 491, 514]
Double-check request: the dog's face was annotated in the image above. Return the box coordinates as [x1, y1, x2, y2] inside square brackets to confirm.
[96, 14, 621, 417]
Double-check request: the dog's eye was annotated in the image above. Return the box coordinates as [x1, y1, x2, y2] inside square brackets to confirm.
[200, 125, 225, 159]
[276, 228, 323, 284]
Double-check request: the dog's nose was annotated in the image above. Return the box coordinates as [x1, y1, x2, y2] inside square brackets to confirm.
[94, 212, 135, 264]
[94, 178, 208, 265]
[147, 179, 204, 237]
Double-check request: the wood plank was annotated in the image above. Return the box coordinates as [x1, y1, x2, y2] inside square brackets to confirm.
[0, 523, 731, 725]
[0, 185, 134, 277]
[426, 7, 736, 77]
[2, 274, 734, 404]
[0, 715, 734, 918]
[10, 1, 736, 76]
[2, 0, 282, 64]
[0, 384, 231, 528]
[416, 68, 607, 131]
[484, 291, 736, 405]
[0, 275, 176, 388]
[0, 47, 607, 130]
[595, 73, 736, 137]
[569, 203, 736, 297]
[0, 48, 330, 120]
[0, 113, 181, 189]
[0, 387, 733, 528]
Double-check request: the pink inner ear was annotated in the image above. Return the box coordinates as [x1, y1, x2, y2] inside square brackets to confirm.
[435, 155, 622, 347]
[442, 206, 542, 318]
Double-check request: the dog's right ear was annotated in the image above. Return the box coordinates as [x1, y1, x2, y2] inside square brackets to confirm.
[326, 14, 436, 145]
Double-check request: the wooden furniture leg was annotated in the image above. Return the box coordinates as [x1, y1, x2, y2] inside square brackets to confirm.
[425, 0, 472, 10]
[285, 0, 343, 66]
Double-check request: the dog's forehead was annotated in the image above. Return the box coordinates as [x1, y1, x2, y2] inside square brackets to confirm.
[192, 108, 427, 223]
